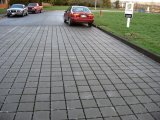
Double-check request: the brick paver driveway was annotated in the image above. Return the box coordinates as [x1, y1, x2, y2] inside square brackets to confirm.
[0, 11, 160, 120]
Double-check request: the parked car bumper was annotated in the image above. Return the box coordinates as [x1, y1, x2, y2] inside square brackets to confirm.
[71, 17, 94, 23]
[28, 9, 36, 12]
[7, 12, 23, 16]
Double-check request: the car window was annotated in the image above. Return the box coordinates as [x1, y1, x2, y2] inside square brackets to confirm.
[28, 3, 37, 6]
[72, 7, 90, 13]
[67, 7, 71, 12]
[11, 4, 23, 8]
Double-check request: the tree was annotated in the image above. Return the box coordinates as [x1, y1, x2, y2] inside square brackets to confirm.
[54, 0, 68, 5]
[66, 0, 77, 5]
[9, 0, 41, 5]
[102, 0, 106, 7]
[106, 0, 111, 8]
[115, 0, 120, 8]
[42, 0, 54, 4]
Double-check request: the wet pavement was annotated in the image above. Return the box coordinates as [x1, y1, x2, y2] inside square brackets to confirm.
[0, 11, 160, 120]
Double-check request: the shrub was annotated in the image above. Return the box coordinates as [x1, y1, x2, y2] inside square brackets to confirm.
[9, 0, 41, 5]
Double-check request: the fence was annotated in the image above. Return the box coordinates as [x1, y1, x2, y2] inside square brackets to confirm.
[0, 4, 8, 8]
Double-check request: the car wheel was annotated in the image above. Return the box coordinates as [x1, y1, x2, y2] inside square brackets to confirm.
[64, 18, 67, 23]
[26, 12, 28, 16]
[88, 23, 92, 27]
[22, 12, 25, 17]
[68, 18, 72, 26]
[40, 10, 42, 13]
[7, 15, 10, 17]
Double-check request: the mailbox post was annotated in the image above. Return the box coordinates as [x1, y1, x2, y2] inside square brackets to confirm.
[125, 2, 134, 28]
[95, 0, 97, 10]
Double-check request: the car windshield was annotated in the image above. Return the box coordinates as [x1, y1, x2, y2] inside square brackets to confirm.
[28, 3, 37, 6]
[11, 4, 23, 8]
[72, 7, 90, 13]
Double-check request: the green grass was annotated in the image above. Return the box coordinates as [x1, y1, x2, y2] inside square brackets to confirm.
[94, 12, 160, 56]
[0, 8, 6, 14]
[43, 5, 120, 11]
[43, 6, 69, 11]
[90, 7, 123, 11]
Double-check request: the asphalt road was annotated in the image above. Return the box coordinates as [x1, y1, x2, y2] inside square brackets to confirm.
[0, 11, 64, 26]
[0, 11, 160, 120]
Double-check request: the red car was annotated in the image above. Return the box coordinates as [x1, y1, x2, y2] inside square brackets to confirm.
[27, 3, 43, 13]
[64, 6, 94, 27]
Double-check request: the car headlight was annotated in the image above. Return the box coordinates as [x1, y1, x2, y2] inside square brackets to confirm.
[17, 10, 22, 12]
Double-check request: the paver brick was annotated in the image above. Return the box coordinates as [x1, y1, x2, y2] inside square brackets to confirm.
[1, 103, 18, 112]
[33, 111, 50, 120]
[130, 104, 147, 114]
[100, 107, 118, 117]
[115, 105, 133, 115]
[85, 108, 102, 118]
[15, 112, 32, 120]
[137, 113, 155, 120]
[121, 115, 138, 120]
[144, 102, 160, 112]
[51, 110, 67, 120]
[18, 103, 34, 112]
[66, 100, 82, 109]
[35, 102, 50, 111]
[0, 113, 15, 120]
[68, 109, 85, 119]
[110, 97, 126, 106]
[0, 19, 160, 120]
[82, 99, 97, 108]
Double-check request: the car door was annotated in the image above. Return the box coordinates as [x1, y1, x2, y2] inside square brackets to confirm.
[64, 7, 71, 20]
[22, 5, 26, 14]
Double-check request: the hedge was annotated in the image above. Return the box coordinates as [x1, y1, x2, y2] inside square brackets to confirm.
[9, 0, 42, 5]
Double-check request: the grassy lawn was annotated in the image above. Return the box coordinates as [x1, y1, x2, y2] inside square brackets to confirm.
[43, 6, 69, 11]
[94, 12, 160, 56]
[43, 5, 118, 11]
[0, 8, 6, 14]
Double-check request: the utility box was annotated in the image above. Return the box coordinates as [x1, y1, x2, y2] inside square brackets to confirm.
[125, 2, 134, 18]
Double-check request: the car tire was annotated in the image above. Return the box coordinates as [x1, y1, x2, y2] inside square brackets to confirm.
[22, 12, 25, 17]
[7, 15, 10, 17]
[64, 19, 67, 23]
[26, 12, 28, 16]
[88, 23, 92, 27]
[40, 10, 42, 13]
[68, 18, 72, 26]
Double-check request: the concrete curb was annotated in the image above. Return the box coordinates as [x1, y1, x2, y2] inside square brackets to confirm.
[93, 24, 160, 63]
[0, 14, 6, 19]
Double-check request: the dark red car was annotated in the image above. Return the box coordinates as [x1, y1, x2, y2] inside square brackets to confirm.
[27, 3, 43, 13]
[64, 6, 94, 27]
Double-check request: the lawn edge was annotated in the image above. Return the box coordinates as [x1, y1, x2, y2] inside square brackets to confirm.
[93, 24, 160, 63]
[0, 14, 6, 19]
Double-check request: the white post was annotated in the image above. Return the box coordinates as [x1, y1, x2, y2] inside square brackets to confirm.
[127, 18, 131, 28]
[147, 7, 150, 12]
[95, 0, 97, 10]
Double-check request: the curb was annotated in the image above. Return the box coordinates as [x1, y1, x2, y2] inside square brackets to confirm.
[93, 24, 160, 63]
[0, 14, 6, 19]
